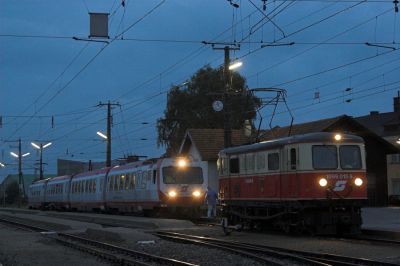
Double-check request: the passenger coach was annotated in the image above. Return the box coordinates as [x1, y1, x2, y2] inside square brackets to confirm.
[218, 132, 367, 234]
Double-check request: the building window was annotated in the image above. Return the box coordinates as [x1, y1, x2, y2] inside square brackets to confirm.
[391, 154, 400, 164]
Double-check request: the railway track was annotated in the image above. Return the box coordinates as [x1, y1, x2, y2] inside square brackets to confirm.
[154, 231, 399, 266]
[0, 216, 197, 266]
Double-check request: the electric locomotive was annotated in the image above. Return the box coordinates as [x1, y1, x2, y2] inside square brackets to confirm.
[218, 132, 367, 235]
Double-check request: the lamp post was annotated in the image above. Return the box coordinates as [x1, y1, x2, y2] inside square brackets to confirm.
[31, 141, 52, 180]
[96, 130, 111, 167]
[10, 138, 30, 208]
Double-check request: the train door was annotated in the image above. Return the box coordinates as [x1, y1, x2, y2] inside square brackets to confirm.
[281, 145, 299, 198]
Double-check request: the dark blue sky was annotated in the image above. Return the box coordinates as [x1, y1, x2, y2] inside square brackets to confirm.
[1, 0, 399, 179]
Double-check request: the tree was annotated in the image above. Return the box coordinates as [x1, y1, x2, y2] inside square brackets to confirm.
[157, 66, 261, 155]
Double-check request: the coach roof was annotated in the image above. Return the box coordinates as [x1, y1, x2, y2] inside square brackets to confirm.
[220, 132, 364, 155]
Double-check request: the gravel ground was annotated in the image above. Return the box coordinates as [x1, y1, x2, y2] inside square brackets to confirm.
[78, 229, 271, 266]
[175, 226, 400, 265]
[0, 224, 109, 266]
[1, 208, 399, 265]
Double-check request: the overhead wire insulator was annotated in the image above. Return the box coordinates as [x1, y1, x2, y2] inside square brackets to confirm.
[394, 0, 399, 13]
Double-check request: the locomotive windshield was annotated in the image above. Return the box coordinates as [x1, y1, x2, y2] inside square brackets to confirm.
[312, 145, 338, 169]
[162, 167, 203, 184]
[312, 145, 362, 170]
[339, 145, 362, 169]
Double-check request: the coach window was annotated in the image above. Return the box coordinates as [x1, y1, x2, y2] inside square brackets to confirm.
[312, 145, 338, 169]
[120, 175, 125, 191]
[268, 153, 280, 171]
[230, 157, 240, 174]
[125, 174, 130, 190]
[137, 171, 142, 187]
[93, 179, 97, 192]
[130, 173, 136, 189]
[290, 148, 297, 170]
[114, 175, 119, 191]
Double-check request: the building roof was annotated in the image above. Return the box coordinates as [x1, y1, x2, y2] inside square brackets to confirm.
[180, 128, 252, 161]
[258, 116, 344, 140]
[356, 111, 400, 137]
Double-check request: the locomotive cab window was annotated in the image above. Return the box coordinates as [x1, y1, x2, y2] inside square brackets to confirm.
[229, 157, 239, 174]
[312, 145, 338, 169]
[162, 166, 203, 184]
[340, 145, 362, 169]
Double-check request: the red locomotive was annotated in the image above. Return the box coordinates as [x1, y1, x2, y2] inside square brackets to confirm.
[218, 132, 367, 234]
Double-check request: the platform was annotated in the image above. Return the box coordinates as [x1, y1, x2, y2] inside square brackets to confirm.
[361, 207, 400, 232]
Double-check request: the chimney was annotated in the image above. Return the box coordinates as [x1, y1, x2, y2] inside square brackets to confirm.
[370, 111, 379, 116]
[126, 155, 140, 163]
[394, 91, 400, 112]
[244, 120, 252, 137]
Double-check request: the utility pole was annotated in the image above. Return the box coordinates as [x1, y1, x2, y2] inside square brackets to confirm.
[212, 44, 240, 148]
[6, 138, 30, 207]
[18, 138, 23, 208]
[31, 141, 52, 180]
[97, 101, 120, 167]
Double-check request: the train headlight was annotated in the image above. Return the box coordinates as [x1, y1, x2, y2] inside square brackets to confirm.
[319, 178, 328, 187]
[354, 178, 363, 187]
[168, 191, 177, 197]
[192, 190, 201, 197]
[334, 134, 342, 141]
[177, 157, 187, 168]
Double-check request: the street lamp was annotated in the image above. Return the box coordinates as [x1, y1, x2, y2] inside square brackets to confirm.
[228, 61, 243, 70]
[10, 151, 30, 158]
[31, 141, 52, 180]
[96, 131, 108, 139]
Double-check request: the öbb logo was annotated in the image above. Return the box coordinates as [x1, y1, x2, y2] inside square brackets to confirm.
[332, 180, 347, 191]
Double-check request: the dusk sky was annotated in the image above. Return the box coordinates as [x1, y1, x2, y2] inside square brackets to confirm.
[1, 0, 399, 179]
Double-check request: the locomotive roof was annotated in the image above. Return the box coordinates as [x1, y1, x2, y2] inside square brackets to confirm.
[220, 132, 363, 155]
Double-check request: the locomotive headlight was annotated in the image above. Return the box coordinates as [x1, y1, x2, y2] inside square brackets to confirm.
[334, 134, 342, 141]
[192, 190, 201, 197]
[354, 178, 363, 187]
[168, 191, 177, 197]
[319, 178, 328, 187]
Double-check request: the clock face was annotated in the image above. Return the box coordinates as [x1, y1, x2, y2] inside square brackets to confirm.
[212, 100, 223, 112]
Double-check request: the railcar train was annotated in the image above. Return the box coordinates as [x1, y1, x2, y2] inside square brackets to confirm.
[28, 157, 208, 216]
[218, 132, 367, 235]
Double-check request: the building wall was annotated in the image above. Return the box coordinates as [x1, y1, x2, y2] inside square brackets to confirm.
[384, 136, 400, 197]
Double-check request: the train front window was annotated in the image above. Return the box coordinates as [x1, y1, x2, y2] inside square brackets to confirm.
[340, 145, 362, 169]
[312, 145, 338, 169]
[162, 166, 203, 184]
